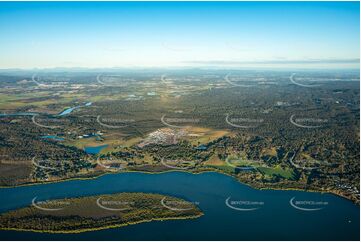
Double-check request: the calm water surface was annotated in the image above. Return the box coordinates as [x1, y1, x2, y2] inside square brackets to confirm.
[84, 144, 109, 154]
[0, 171, 359, 240]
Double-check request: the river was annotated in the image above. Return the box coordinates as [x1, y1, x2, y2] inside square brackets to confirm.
[0, 171, 359, 240]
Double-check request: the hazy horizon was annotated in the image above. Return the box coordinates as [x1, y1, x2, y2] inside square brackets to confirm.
[0, 1, 359, 69]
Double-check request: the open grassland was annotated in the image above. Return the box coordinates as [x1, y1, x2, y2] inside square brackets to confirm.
[257, 166, 295, 179]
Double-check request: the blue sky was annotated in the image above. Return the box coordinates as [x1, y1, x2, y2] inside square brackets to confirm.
[0, 1, 359, 69]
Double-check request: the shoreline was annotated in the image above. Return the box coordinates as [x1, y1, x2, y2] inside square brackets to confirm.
[0, 213, 203, 234]
[0, 167, 358, 205]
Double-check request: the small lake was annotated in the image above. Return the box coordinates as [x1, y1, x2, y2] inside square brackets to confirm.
[0, 102, 92, 118]
[58, 102, 92, 116]
[0, 171, 358, 241]
[0, 112, 37, 117]
[84, 144, 108, 155]
[58, 108, 74, 116]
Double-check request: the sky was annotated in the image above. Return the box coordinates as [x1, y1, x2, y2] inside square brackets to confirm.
[0, 1, 359, 69]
